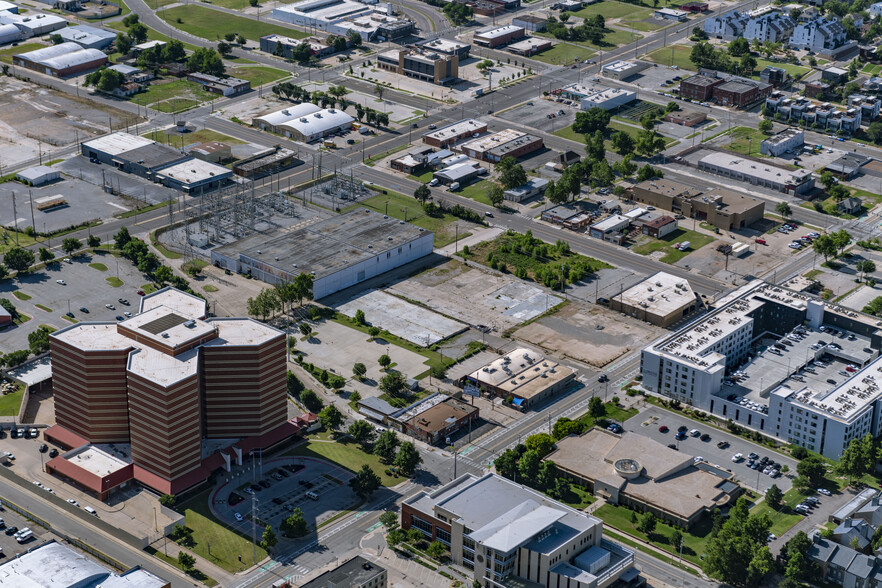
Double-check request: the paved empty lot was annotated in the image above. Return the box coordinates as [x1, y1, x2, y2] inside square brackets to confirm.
[626, 406, 797, 494]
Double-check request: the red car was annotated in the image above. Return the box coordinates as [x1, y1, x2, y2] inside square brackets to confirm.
[137, 290, 146, 296]
[659, 425, 669, 433]
[755, 238, 767, 245]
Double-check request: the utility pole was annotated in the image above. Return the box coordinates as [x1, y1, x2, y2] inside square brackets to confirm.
[251, 493, 258, 565]
[11, 192, 18, 245]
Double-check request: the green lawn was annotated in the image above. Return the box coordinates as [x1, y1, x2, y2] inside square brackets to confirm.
[11, 291, 31, 301]
[106, 277, 124, 287]
[751, 59, 810, 81]
[645, 44, 694, 71]
[89, 262, 108, 271]
[158, 5, 308, 42]
[573, 1, 652, 20]
[632, 228, 716, 263]
[177, 488, 268, 573]
[725, 126, 769, 157]
[0, 383, 24, 416]
[595, 503, 711, 566]
[556, 483, 596, 510]
[0, 42, 44, 64]
[553, 120, 675, 150]
[344, 190, 471, 248]
[104, 21, 200, 53]
[228, 66, 291, 87]
[749, 488, 806, 536]
[530, 42, 595, 66]
[144, 128, 245, 147]
[130, 79, 214, 110]
[576, 402, 638, 428]
[457, 180, 496, 206]
[863, 63, 882, 75]
[285, 438, 399, 486]
[203, 284, 219, 292]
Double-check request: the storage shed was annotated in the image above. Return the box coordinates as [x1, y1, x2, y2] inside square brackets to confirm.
[16, 165, 59, 186]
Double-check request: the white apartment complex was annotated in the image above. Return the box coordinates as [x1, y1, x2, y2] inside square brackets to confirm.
[790, 17, 847, 51]
[641, 280, 882, 460]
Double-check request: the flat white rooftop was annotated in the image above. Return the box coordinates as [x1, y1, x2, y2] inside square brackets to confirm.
[121, 305, 217, 349]
[618, 272, 696, 316]
[140, 286, 208, 318]
[156, 158, 232, 186]
[66, 444, 131, 477]
[128, 345, 199, 386]
[82, 132, 154, 157]
[782, 354, 882, 421]
[467, 347, 574, 399]
[475, 24, 523, 39]
[700, 152, 814, 185]
[53, 322, 133, 351]
[460, 129, 527, 152]
[424, 119, 486, 142]
[419, 37, 469, 52]
[205, 318, 283, 347]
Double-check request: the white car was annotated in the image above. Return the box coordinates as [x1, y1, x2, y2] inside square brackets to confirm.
[818, 488, 832, 496]
[731, 453, 743, 462]
[234, 512, 243, 521]
[693, 456, 703, 463]
[56, 279, 66, 285]
[32, 480, 42, 487]
[67, 499, 79, 507]
[429, 178, 439, 187]
[768, 533, 777, 542]
[4, 452, 14, 460]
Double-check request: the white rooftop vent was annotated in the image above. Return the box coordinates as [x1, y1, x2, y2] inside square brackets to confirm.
[184, 320, 196, 328]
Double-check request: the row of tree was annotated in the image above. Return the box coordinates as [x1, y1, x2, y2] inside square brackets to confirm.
[245, 275, 314, 322]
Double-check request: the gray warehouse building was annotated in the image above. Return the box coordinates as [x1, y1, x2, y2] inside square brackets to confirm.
[211, 208, 434, 299]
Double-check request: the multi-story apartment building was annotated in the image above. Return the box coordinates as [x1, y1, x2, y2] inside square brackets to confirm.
[744, 12, 795, 42]
[704, 10, 748, 39]
[402, 473, 635, 588]
[790, 17, 848, 52]
[641, 280, 882, 460]
[765, 92, 864, 133]
[47, 287, 288, 496]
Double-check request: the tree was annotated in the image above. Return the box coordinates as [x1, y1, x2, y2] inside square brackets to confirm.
[485, 182, 505, 208]
[780, 531, 813, 581]
[177, 552, 196, 572]
[300, 389, 323, 413]
[116, 32, 132, 55]
[858, 259, 877, 282]
[499, 164, 527, 190]
[260, 525, 278, 550]
[87, 235, 100, 248]
[349, 464, 381, 498]
[813, 235, 837, 263]
[537, 460, 558, 489]
[518, 449, 541, 480]
[703, 497, 773, 585]
[378, 354, 392, 369]
[426, 540, 445, 560]
[796, 455, 827, 488]
[525, 433, 555, 457]
[613, 154, 637, 178]
[374, 429, 399, 463]
[414, 184, 431, 204]
[766, 484, 783, 510]
[28, 325, 52, 355]
[394, 441, 422, 475]
[635, 129, 666, 156]
[318, 404, 344, 431]
[299, 323, 313, 338]
[572, 107, 611, 135]
[217, 41, 232, 56]
[114, 226, 132, 249]
[237, 34, 246, 45]
[819, 171, 837, 192]
[50, 33, 63, 45]
[159, 494, 176, 507]
[638, 512, 657, 537]
[868, 121, 882, 144]
[154, 265, 174, 286]
[187, 47, 225, 77]
[280, 507, 309, 537]
[352, 362, 367, 379]
[636, 164, 663, 182]
[552, 417, 583, 440]
[293, 272, 314, 306]
[585, 129, 605, 162]
[759, 119, 773, 134]
[128, 22, 148, 43]
[671, 529, 684, 552]
[348, 420, 376, 448]
[728, 37, 750, 57]
[38, 248, 54, 264]
[379, 371, 406, 397]
[4, 247, 35, 273]
[380, 510, 398, 531]
[162, 39, 186, 62]
[588, 396, 606, 420]
[373, 83, 385, 102]
[775, 201, 792, 219]
[837, 433, 876, 482]
[610, 130, 635, 156]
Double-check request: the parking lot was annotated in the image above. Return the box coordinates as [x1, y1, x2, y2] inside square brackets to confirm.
[56, 157, 180, 205]
[0, 253, 150, 352]
[627, 406, 798, 494]
[210, 456, 357, 535]
[0, 500, 48, 558]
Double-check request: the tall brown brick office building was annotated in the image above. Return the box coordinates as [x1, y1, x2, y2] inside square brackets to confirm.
[47, 287, 287, 496]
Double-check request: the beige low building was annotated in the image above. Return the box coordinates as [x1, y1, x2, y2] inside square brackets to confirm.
[188, 141, 231, 163]
[610, 272, 700, 327]
[547, 428, 742, 528]
[628, 179, 764, 231]
[461, 347, 575, 410]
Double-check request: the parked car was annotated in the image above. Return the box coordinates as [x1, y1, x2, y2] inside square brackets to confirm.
[659, 425, 669, 433]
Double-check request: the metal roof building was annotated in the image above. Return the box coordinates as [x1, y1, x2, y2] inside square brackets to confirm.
[0, 22, 20, 44]
[58, 24, 116, 49]
[277, 108, 355, 143]
[211, 208, 434, 299]
[155, 158, 234, 194]
[16, 165, 59, 186]
[252, 103, 322, 133]
[13, 42, 106, 77]
[0, 11, 67, 36]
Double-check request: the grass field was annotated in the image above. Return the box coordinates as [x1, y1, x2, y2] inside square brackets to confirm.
[158, 5, 308, 41]
[556, 483, 596, 510]
[864, 63, 882, 75]
[575, 402, 638, 428]
[343, 189, 470, 248]
[144, 128, 245, 147]
[130, 79, 214, 111]
[749, 488, 806, 536]
[89, 262, 108, 271]
[751, 59, 809, 81]
[178, 488, 268, 573]
[595, 503, 711, 566]
[285, 438, 398, 486]
[203, 285, 219, 292]
[457, 180, 496, 206]
[724, 126, 769, 157]
[553, 120, 675, 150]
[632, 228, 715, 263]
[645, 44, 694, 71]
[0, 382, 24, 416]
[228, 66, 291, 86]
[573, 1, 652, 20]
[0, 42, 44, 64]
[530, 42, 595, 66]
[104, 21, 200, 53]
[106, 277, 124, 287]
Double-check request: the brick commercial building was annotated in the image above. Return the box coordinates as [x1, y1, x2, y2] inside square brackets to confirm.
[463, 347, 575, 410]
[13, 42, 106, 77]
[473, 24, 525, 47]
[629, 178, 765, 230]
[714, 79, 767, 107]
[401, 397, 478, 444]
[377, 47, 459, 85]
[458, 129, 543, 163]
[423, 119, 488, 148]
[663, 110, 706, 126]
[47, 287, 291, 497]
[679, 74, 724, 101]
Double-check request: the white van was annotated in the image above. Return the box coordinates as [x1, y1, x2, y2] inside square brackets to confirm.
[84, 506, 97, 516]
[449, 182, 460, 191]
[305, 491, 319, 500]
[16, 530, 33, 543]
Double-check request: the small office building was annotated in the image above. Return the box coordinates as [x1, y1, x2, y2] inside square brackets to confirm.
[589, 214, 630, 242]
[463, 347, 576, 410]
[423, 119, 488, 148]
[186, 72, 250, 97]
[433, 162, 483, 186]
[458, 129, 543, 163]
[503, 177, 549, 202]
[760, 128, 804, 157]
[610, 272, 699, 327]
[57, 25, 116, 49]
[155, 159, 234, 193]
[473, 24, 525, 47]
